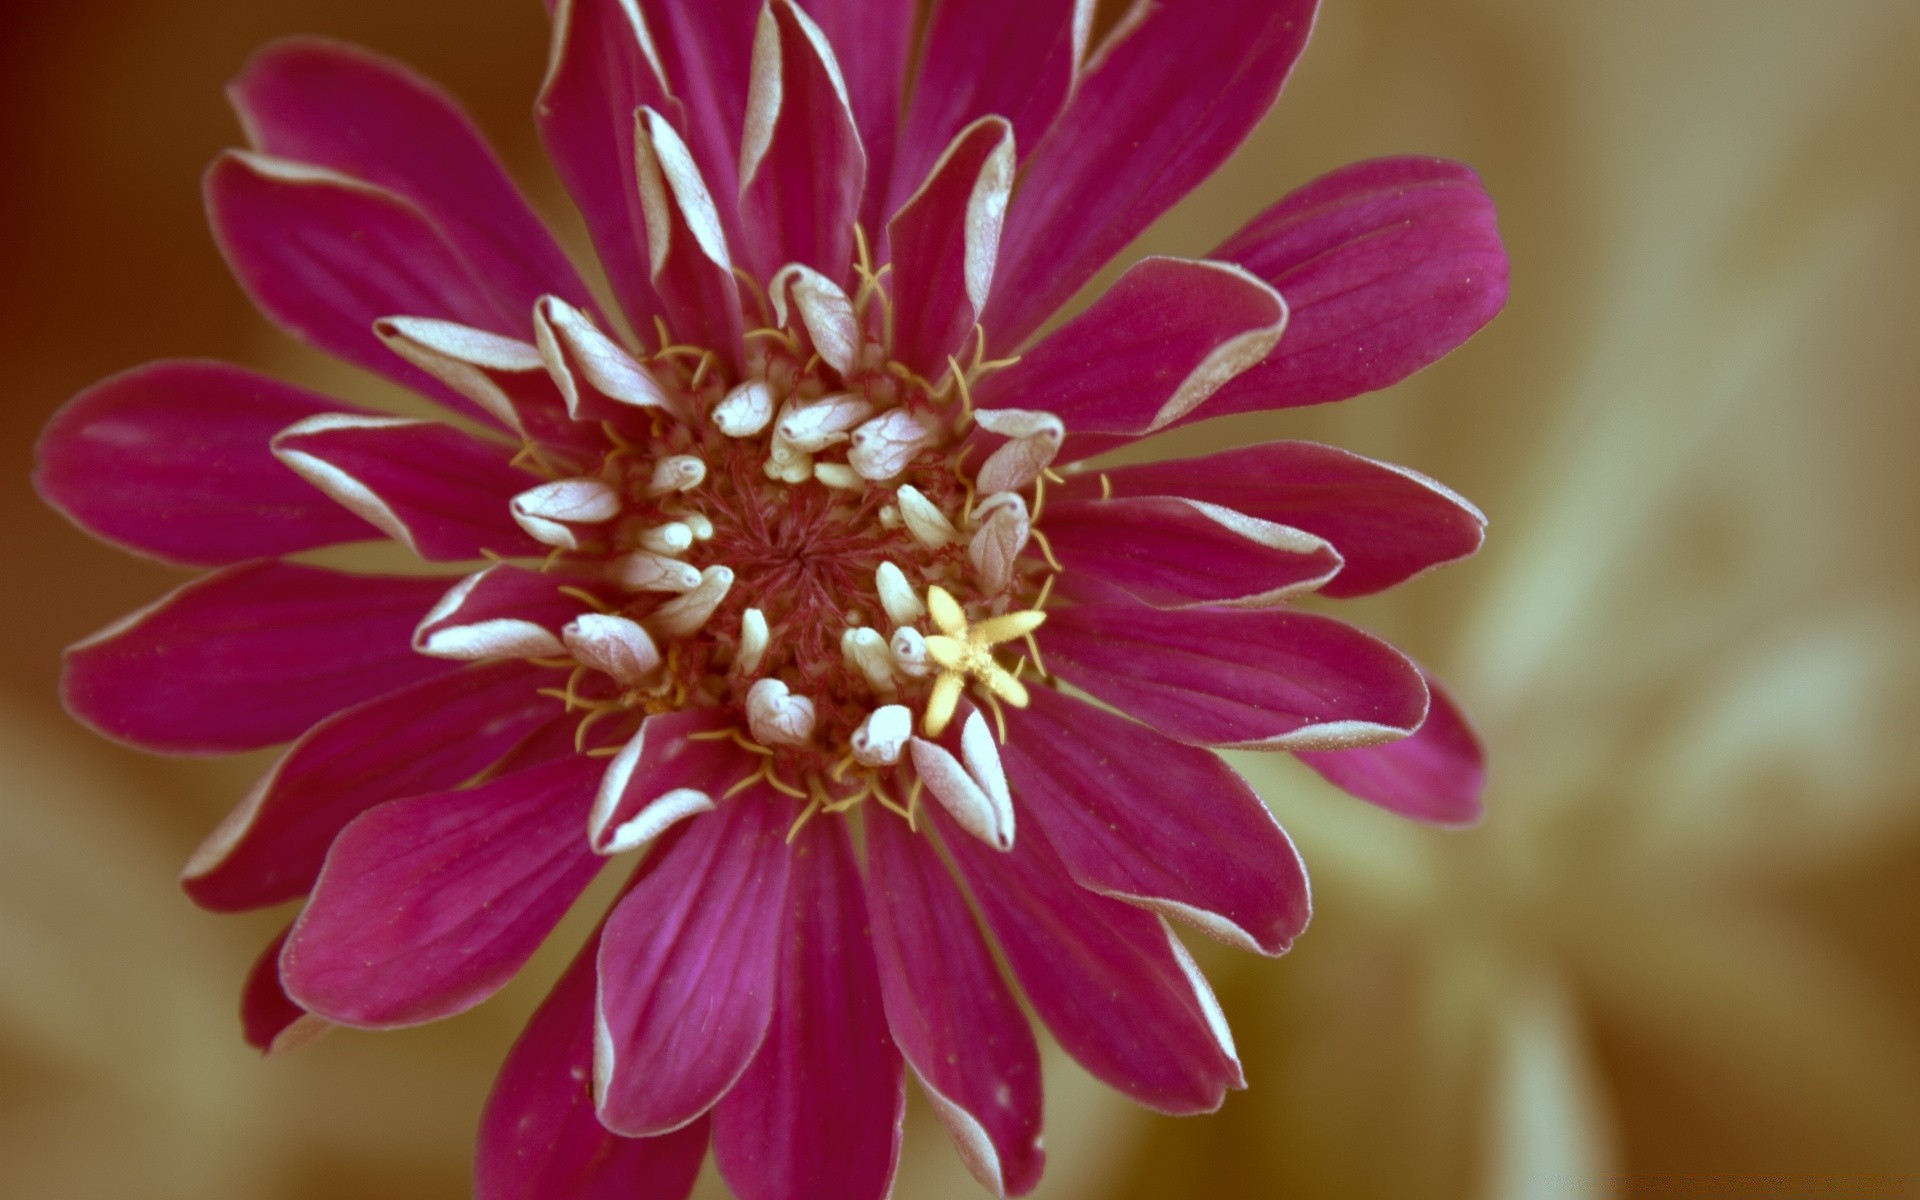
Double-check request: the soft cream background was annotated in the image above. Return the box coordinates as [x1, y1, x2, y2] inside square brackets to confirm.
[3, 1, 1917, 1196]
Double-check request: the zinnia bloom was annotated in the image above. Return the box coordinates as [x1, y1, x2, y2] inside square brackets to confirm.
[34, 2, 1506, 1197]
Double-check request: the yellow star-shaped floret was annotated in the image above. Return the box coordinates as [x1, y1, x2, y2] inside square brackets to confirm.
[920, 586, 1046, 735]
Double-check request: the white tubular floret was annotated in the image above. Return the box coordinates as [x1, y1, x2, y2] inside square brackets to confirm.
[682, 513, 715, 540]
[972, 408, 1065, 494]
[510, 477, 622, 548]
[875, 562, 926, 626]
[713, 380, 775, 437]
[968, 493, 1031, 595]
[896, 485, 960, 549]
[562, 613, 662, 688]
[775, 393, 874, 454]
[841, 627, 898, 696]
[647, 455, 707, 495]
[638, 521, 694, 555]
[848, 408, 940, 480]
[735, 608, 769, 674]
[851, 704, 912, 767]
[890, 626, 933, 677]
[910, 712, 1014, 851]
[649, 566, 734, 636]
[813, 462, 863, 490]
[746, 677, 816, 747]
[611, 552, 702, 593]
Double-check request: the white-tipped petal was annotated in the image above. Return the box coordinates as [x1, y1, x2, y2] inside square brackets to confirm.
[735, 608, 769, 674]
[876, 562, 926, 626]
[957, 710, 1012, 817]
[848, 408, 940, 480]
[562, 613, 662, 687]
[896, 485, 960, 549]
[649, 565, 734, 636]
[841, 626, 898, 695]
[776, 393, 874, 453]
[647, 455, 707, 495]
[968, 493, 1031, 595]
[910, 735, 1014, 851]
[713, 379, 775, 437]
[373, 317, 544, 432]
[610, 552, 701, 593]
[533, 296, 672, 415]
[638, 521, 694, 555]
[769, 264, 862, 376]
[746, 677, 816, 747]
[973, 408, 1065, 494]
[511, 478, 621, 548]
[851, 704, 911, 767]
[890, 626, 933, 677]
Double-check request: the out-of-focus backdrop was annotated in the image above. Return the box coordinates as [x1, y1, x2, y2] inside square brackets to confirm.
[4, 1, 1917, 1196]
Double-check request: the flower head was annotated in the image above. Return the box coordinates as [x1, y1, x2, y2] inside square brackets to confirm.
[34, 2, 1507, 1197]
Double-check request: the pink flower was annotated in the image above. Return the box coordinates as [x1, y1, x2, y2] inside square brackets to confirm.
[35, 2, 1505, 1197]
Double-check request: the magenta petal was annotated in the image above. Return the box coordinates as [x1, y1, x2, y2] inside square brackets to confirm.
[713, 817, 905, 1200]
[478, 914, 709, 1200]
[1042, 599, 1429, 750]
[595, 791, 797, 1136]
[204, 151, 517, 425]
[62, 563, 451, 755]
[982, 0, 1317, 346]
[230, 38, 594, 321]
[34, 360, 374, 567]
[1201, 156, 1509, 418]
[633, 108, 746, 368]
[931, 801, 1242, 1116]
[634, 0, 758, 252]
[865, 812, 1044, 1196]
[888, 0, 1084, 220]
[1041, 495, 1342, 608]
[414, 564, 598, 661]
[272, 415, 542, 561]
[282, 753, 606, 1028]
[1005, 689, 1309, 956]
[972, 257, 1286, 458]
[886, 117, 1014, 381]
[183, 662, 562, 913]
[800, 0, 911, 233]
[240, 925, 326, 1055]
[1070, 440, 1485, 598]
[537, 0, 677, 330]
[1298, 670, 1487, 825]
[737, 0, 868, 283]
[589, 708, 757, 854]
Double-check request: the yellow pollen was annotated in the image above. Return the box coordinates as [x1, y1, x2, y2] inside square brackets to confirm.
[920, 586, 1046, 736]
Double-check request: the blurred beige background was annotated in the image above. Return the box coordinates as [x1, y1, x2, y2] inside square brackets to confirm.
[4, 1, 1918, 1196]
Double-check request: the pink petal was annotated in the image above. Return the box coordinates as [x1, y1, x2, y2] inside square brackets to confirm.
[1200, 156, 1509, 419]
[590, 708, 758, 854]
[982, 0, 1317, 346]
[1005, 688, 1309, 955]
[595, 791, 798, 1136]
[282, 753, 607, 1028]
[800, 0, 913, 234]
[633, 0, 759, 252]
[886, 117, 1014, 381]
[864, 812, 1043, 1196]
[204, 151, 517, 425]
[931, 802, 1243, 1115]
[537, 0, 677, 330]
[240, 925, 327, 1055]
[413, 565, 599, 661]
[1298, 669, 1487, 825]
[737, 0, 867, 283]
[230, 37, 594, 321]
[34, 360, 374, 567]
[271, 414, 542, 562]
[478, 890, 709, 1200]
[633, 108, 745, 367]
[888, 0, 1087, 220]
[1041, 494, 1342, 608]
[1041, 597, 1429, 750]
[182, 661, 562, 913]
[971, 257, 1286, 459]
[713, 817, 905, 1200]
[62, 563, 452, 755]
[1069, 440, 1486, 598]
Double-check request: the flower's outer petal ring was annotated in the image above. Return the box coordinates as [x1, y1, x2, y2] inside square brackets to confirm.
[1070, 440, 1486, 599]
[589, 707, 757, 855]
[595, 791, 797, 1136]
[798, 0, 913, 235]
[34, 360, 376, 567]
[982, 0, 1318, 347]
[281, 753, 608, 1028]
[240, 924, 328, 1057]
[477, 847, 710, 1200]
[631, 0, 759, 254]
[204, 151, 520, 428]
[714, 816, 905, 1200]
[271, 414, 544, 562]
[1041, 596, 1430, 751]
[1299, 668, 1488, 826]
[1004, 688, 1311, 957]
[931, 800, 1243, 1116]
[865, 811, 1045, 1197]
[230, 36, 597, 322]
[62, 562, 455, 755]
[183, 661, 563, 913]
